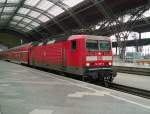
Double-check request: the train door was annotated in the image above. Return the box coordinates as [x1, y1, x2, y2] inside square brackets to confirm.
[70, 40, 78, 66]
[42, 44, 48, 67]
[69, 39, 84, 68]
[62, 47, 66, 67]
[69, 39, 85, 67]
[29, 44, 43, 66]
[28, 46, 34, 66]
[65, 39, 85, 75]
[61, 42, 68, 71]
[28, 46, 33, 65]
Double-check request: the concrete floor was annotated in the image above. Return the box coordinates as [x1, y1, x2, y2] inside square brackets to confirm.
[114, 73, 150, 91]
[0, 60, 150, 114]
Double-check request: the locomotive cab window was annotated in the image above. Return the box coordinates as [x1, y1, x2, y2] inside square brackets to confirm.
[86, 39, 111, 51]
[86, 40, 99, 51]
[71, 40, 77, 50]
[99, 41, 111, 51]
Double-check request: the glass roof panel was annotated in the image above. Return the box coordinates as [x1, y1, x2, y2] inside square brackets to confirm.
[0, 22, 7, 26]
[38, 15, 49, 22]
[18, 27, 30, 32]
[37, 0, 54, 11]
[1, 15, 11, 19]
[18, 23, 26, 27]
[10, 21, 18, 25]
[7, 0, 21, 3]
[63, 0, 84, 7]
[26, 26, 33, 30]
[13, 16, 23, 21]
[28, 11, 41, 18]
[3, 7, 16, 12]
[19, 28, 28, 32]
[0, 8, 3, 12]
[143, 9, 150, 18]
[22, 18, 32, 23]
[22, 29, 29, 32]
[9, 25, 16, 28]
[0, 0, 5, 3]
[9, 25, 24, 31]
[48, 5, 64, 16]
[0, 20, 8, 23]
[0, 21, 7, 23]
[30, 22, 40, 27]
[18, 8, 30, 15]
[25, 0, 41, 6]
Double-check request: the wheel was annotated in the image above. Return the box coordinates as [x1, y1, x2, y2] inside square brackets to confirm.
[109, 77, 114, 83]
[81, 75, 89, 82]
[104, 81, 109, 87]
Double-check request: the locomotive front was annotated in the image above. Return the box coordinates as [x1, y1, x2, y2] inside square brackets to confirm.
[84, 36, 116, 82]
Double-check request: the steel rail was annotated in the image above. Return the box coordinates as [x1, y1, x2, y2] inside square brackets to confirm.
[109, 83, 150, 99]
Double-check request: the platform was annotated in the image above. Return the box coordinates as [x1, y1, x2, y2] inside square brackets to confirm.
[113, 56, 150, 69]
[113, 62, 150, 76]
[114, 73, 150, 91]
[114, 62, 150, 69]
[0, 60, 150, 114]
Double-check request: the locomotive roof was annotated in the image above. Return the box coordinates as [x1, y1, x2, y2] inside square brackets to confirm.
[68, 35, 110, 41]
[8, 43, 32, 51]
[31, 35, 110, 45]
[31, 35, 110, 46]
[6, 35, 110, 51]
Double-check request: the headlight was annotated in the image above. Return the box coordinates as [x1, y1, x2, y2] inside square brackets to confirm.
[86, 63, 90, 67]
[108, 62, 112, 66]
[98, 52, 101, 55]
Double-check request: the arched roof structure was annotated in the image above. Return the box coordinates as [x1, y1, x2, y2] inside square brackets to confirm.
[0, 0, 85, 35]
[0, 0, 149, 41]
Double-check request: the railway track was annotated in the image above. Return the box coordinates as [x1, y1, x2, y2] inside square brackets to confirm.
[92, 81, 150, 99]
[108, 83, 150, 99]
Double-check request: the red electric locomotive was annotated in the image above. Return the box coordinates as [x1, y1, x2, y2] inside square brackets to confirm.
[0, 35, 116, 83]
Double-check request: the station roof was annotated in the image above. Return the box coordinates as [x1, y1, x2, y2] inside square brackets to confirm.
[31, 0, 149, 39]
[0, 0, 149, 40]
[0, 0, 84, 34]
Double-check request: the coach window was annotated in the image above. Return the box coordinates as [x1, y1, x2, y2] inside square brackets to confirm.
[71, 40, 77, 50]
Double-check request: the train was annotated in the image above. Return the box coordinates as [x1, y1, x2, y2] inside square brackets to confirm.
[0, 35, 117, 83]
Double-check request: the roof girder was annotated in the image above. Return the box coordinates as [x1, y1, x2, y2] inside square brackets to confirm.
[0, 2, 68, 34]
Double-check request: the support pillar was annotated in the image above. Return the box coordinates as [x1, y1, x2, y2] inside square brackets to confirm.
[116, 46, 118, 55]
[138, 32, 142, 52]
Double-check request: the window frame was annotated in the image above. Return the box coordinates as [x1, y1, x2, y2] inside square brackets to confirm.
[71, 40, 77, 51]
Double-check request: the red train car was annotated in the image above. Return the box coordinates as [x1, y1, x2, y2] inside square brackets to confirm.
[0, 43, 31, 63]
[0, 35, 116, 83]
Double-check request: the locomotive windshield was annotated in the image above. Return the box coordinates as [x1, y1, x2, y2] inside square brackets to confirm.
[99, 41, 111, 51]
[86, 40, 99, 50]
[86, 40, 111, 51]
